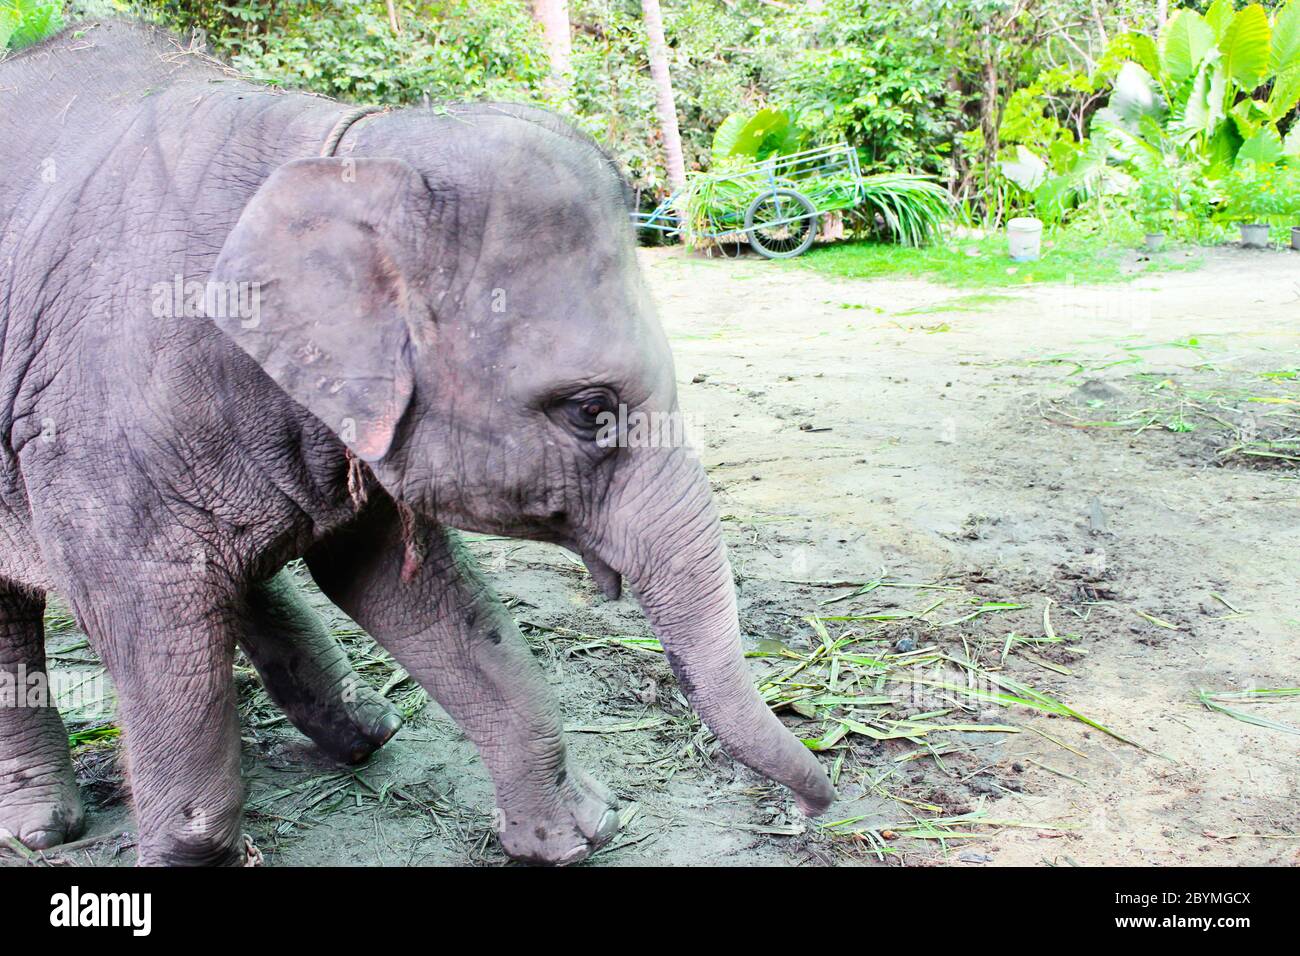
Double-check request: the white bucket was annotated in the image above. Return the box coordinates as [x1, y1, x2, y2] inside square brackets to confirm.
[1007, 217, 1043, 261]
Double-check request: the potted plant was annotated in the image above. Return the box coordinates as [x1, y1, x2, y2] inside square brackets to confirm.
[1287, 165, 1300, 252]
[1274, 161, 1300, 252]
[1137, 208, 1170, 253]
[1132, 157, 1213, 251]
[1222, 161, 1296, 249]
[1135, 166, 1176, 252]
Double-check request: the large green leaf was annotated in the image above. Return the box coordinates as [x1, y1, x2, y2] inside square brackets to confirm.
[1180, 54, 1228, 136]
[0, 8, 19, 52]
[1237, 125, 1284, 164]
[1206, 0, 1236, 42]
[1096, 118, 1162, 172]
[999, 145, 1047, 192]
[1284, 124, 1300, 161]
[1270, 0, 1300, 76]
[1, 0, 62, 51]
[1267, 66, 1300, 118]
[710, 109, 795, 164]
[1160, 9, 1217, 84]
[1221, 4, 1271, 91]
[731, 109, 791, 161]
[1122, 31, 1164, 87]
[1231, 95, 1270, 137]
[710, 113, 749, 163]
[1208, 120, 1246, 177]
[1106, 61, 1165, 127]
[1033, 175, 1075, 225]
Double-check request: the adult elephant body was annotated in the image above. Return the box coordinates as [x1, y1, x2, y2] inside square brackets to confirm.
[0, 19, 832, 865]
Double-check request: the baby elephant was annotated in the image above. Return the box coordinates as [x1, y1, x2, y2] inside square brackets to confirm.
[0, 20, 833, 865]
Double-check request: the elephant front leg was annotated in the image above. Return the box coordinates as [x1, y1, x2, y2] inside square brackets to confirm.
[239, 570, 403, 765]
[307, 504, 620, 864]
[74, 590, 246, 866]
[0, 583, 84, 850]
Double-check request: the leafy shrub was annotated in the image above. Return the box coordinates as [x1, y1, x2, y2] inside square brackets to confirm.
[1099, 1, 1300, 181]
[767, 0, 956, 173]
[1221, 160, 1300, 222]
[1, 0, 63, 52]
[140, 0, 550, 104]
[1134, 157, 1214, 236]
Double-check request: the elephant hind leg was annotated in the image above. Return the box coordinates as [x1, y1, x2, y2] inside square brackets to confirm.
[0, 581, 85, 850]
[238, 570, 402, 766]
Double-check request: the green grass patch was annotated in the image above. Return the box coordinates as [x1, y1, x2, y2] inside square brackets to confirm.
[792, 230, 1204, 288]
[895, 292, 1021, 316]
[67, 723, 120, 748]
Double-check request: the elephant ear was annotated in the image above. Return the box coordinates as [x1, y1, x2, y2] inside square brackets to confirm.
[207, 157, 439, 462]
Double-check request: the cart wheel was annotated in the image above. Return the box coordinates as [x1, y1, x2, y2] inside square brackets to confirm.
[744, 189, 818, 259]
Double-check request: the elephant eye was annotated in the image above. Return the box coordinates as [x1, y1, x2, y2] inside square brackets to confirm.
[559, 389, 618, 439]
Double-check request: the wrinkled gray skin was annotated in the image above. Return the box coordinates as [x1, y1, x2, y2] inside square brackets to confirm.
[0, 20, 833, 865]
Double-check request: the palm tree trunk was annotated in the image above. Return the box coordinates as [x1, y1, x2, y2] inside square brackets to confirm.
[641, 0, 688, 194]
[531, 0, 573, 94]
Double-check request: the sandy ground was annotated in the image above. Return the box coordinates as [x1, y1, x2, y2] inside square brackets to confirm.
[5, 242, 1298, 868]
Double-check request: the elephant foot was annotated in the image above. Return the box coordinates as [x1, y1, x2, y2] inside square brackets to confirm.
[0, 793, 84, 851]
[306, 684, 404, 766]
[240, 572, 406, 766]
[497, 765, 620, 865]
[0, 712, 85, 851]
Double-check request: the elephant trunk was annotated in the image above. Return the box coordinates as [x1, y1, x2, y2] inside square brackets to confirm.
[595, 447, 834, 815]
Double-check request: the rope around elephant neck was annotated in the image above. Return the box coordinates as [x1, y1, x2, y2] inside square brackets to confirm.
[321, 106, 388, 519]
[320, 105, 427, 575]
[319, 105, 390, 157]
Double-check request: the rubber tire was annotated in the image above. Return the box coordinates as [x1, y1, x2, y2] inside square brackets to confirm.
[744, 189, 818, 259]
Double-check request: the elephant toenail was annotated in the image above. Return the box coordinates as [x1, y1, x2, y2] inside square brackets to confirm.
[23, 829, 62, 850]
[593, 808, 620, 845]
[558, 843, 590, 865]
[375, 712, 403, 743]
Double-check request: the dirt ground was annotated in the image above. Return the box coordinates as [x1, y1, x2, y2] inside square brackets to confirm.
[6, 242, 1298, 868]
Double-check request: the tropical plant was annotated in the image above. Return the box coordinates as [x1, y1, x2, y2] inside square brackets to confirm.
[996, 132, 1116, 227]
[1, 0, 63, 53]
[711, 108, 800, 166]
[850, 173, 953, 246]
[975, 63, 1137, 227]
[1133, 157, 1212, 235]
[1220, 159, 1300, 222]
[999, 67, 1095, 178]
[1135, 165, 1179, 232]
[1100, 1, 1300, 180]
